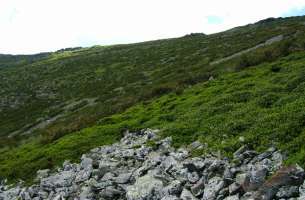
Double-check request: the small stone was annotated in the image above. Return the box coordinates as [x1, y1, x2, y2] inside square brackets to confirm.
[180, 188, 198, 200]
[161, 156, 178, 171]
[81, 156, 93, 170]
[191, 177, 205, 197]
[229, 182, 242, 195]
[114, 172, 132, 184]
[223, 194, 240, 200]
[99, 186, 124, 199]
[189, 141, 203, 151]
[233, 146, 248, 159]
[236, 173, 248, 186]
[161, 180, 183, 196]
[161, 195, 180, 200]
[188, 171, 200, 183]
[276, 186, 299, 199]
[36, 169, 50, 181]
[203, 177, 225, 200]
[239, 136, 245, 143]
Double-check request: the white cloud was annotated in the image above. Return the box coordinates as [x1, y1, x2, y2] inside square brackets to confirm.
[0, 0, 305, 54]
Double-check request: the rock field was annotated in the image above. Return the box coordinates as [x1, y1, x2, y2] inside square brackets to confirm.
[1, 129, 305, 200]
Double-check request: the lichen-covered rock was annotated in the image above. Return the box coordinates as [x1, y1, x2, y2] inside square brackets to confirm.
[180, 188, 198, 200]
[252, 165, 305, 200]
[202, 176, 225, 200]
[126, 173, 163, 200]
[191, 177, 205, 197]
[276, 185, 299, 199]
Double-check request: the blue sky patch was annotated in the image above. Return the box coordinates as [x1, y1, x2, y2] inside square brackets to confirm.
[282, 6, 305, 17]
[207, 16, 224, 24]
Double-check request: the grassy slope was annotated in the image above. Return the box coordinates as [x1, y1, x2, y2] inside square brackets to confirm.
[2, 51, 305, 182]
[1, 16, 304, 146]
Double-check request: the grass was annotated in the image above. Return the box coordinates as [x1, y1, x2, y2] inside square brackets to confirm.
[1, 15, 305, 148]
[2, 51, 305, 183]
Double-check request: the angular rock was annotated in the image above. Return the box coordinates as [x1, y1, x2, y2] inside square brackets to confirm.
[253, 165, 305, 200]
[189, 141, 203, 151]
[161, 180, 183, 196]
[180, 188, 198, 200]
[276, 185, 299, 199]
[126, 173, 163, 200]
[161, 195, 180, 200]
[41, 170, 75, 189]
[188, 171, 200, 183]
[99, 186, 124, 199]
[223, 194, 240, 200]
[191, 177, 205, 197]
[229, 182, 242, 195]
[81, 156, 93, 170]
[202, 177, 225, 200]
[114, 172, 133, 184]
[36, 169, 50, 181]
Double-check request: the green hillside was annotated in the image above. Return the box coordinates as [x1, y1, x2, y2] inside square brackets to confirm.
[2, 16, 305, 183]
[2, 16, 305, 145]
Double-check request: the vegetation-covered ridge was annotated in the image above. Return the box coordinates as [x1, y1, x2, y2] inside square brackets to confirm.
[2, 15, 305, 148]
[2, 51, 305, 182]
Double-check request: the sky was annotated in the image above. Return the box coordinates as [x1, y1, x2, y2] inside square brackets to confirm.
[1, 0, 305, 54]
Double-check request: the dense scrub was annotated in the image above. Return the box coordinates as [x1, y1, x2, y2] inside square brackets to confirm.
[1, 16, 305, 148]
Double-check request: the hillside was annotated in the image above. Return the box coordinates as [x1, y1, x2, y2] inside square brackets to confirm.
[2, 16, 305, 183]
[1, 16, 305, 145]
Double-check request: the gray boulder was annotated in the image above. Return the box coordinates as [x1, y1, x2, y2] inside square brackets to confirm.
[180, 188, 198, 200]
[253, 165, 305, 200]
[202, 177, 225, 200]
[126, 173, 163, 200]
[191, 177, 205, 197]
[276, 185, 299, 199]
[41, 170, 75, 189]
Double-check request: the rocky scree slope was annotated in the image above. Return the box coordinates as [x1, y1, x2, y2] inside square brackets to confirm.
[1, 129, 305, 200]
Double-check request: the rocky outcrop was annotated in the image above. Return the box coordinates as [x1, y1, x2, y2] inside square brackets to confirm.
[1, 129, 305, 200]
[210, 35, 284, 65]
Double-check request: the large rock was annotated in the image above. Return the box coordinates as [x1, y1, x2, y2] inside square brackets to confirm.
[81, 156, 93, 170]
[252, 165, 305, 200]
[275, 185, 299, 199]
[114, 172, 133, 184]
[191, 177, 205, 196]
[126, 173, 164, 200]
[41, 170, 75, 189]
[242, 165, 267, 192]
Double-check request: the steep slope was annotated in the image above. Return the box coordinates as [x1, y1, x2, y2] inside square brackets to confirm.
[2, 16, 305, 183]
[1, 16, 305, 148]
[2, 51, 305, 182]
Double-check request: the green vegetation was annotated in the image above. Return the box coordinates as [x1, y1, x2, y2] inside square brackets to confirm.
[1, 16, 305, 147]
[2, 16, 305, 183]
[2, 51, 305, 183]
